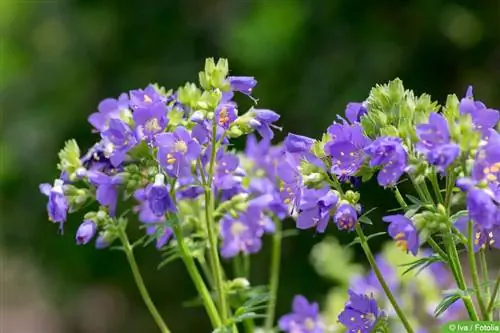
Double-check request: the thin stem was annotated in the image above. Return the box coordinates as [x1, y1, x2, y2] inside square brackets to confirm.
[429, 171, 444, 204]
[264, 217, 283, 331]
[443, 231, 479, 321]
[427, 237, 448, 261]
[116, 223, 171, 333]
[203, 122, 229, 322]
[172, 225, 222, 327]
[232, 255, 255, 333]
[466, 220, 489, 319]
[444, 171, 456, 209]
[355, 224, 415, 333]
[479, 251, 491, 300]
[487, 270, 500, 313]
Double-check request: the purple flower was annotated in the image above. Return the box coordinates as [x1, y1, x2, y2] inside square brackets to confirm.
[129, 85, 166, 110]
[155, 127, 201, 178]
[76, 220, 97, 245]
[40, 179, 68, 226]
[383, 214, 419, 255]
[95, 234, 111, 249]
[146, 225, 173, 250]
[101, 118, 138, 167]
[334, 204, 358, 231]
[325, 122, 371, 179]
[247, 195, 276, 234]
[87, 171, 122, 216]
[278, 154, 303, 213]
[227, 76, 257, 96]
[215, 102, 238, 129]
[220, 211, 262, 258]
[455, 217, 500, 252]
[285, 133, 315, 154]
[460, 86, 499, 137]
[176, 176, 204, 200]
[81, 141, 114, 172]
[297, 188, 338, 233]
[364, 136, 407, 187]
[250, 109, 281, 140]
[88, 93, 129, 132]
[134, 102, 168, 140]
[345, 102, 368, 123]
[338, 290, 383, 333]
[471, 131, 500, 183]
[214, 150, 241, 190]
[148, 174, 177, 216]
[416, 112, 459, 173]
[467, 188, 497, 229]
[278, 295, 323, 333]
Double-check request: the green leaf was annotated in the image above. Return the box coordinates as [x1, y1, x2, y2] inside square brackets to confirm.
[345, 237, 361, 248]
[358, 215, 373, 225]
[406, 194, 425, 206]
[365, 232, 387, 242]
[404, 204, 421, 218]
[401, 254, 445, 276]
[434, 291, 463, 318]
[281, 229, 299, 239]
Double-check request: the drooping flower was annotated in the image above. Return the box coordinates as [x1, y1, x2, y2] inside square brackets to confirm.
[334, 203, 358, 231]
[219, 211, 262, 258]
[278, 295, 323, 333]
[249, 108, 281, 140]
[277, 154, 303, 213]
[459, 86, 499, 137]
[471, 129, 500, 183]
[344, 102, 368, 124]
[76, 220, 97, 245]
[155, 126, 201, 178]
[325, 122, 371, 180]
[467, 188, 497, 229]
[338, 290, 383, 333]
[146, 225, 173, 250]
[81, 141, 114, 172]
[227, 76, 257, 96]
[101, 118, 138, 167]
[364, 136, 408, 187]
[148, 174, 177, 216]
[382, 214, 419, 255]
[88, 93, 130, 132]
[39, 179, 69, 226]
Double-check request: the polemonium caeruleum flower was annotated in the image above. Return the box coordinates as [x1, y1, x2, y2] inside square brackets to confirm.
[134, 102, 168, 141]
[215, 102, 238, 129]
[148, 174, 177, 216]
[87, 170, 122, 216]
[344, 102, 368, 124]
[383, 215, 419, 255]
[76, 220, 97, 245]
[277, 154, 303, 213]
[88, 93, 130, 132]
[334, 203, 358, 231]
[129, 84, 166, 110]
[219, 211, 262, 258]
[325, 122, 371, 180]
[459, 86, 499, 137]
[278, 295, 323, 333]
[416, 112, 460, 173]
[39, 179, 69, 227]
[364, 136, 408, 187]
[296, 188, 338, 233]
[338, 290, 383, 333]
[249, 109, 281, 140]
[155, 126, 201, 178]
[227, 76, 257, 96]
[101, 118, 138, 167]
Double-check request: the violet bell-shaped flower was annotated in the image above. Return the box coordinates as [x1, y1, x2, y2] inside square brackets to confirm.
[338, 290, 383, 333]
[383, 214, 419, 255]
[147, 174, 177, 217]
[278, 295, 323, 333]
[76, 220, 97, 245]
[88, 93, 130, 132]
[39, 179, 69, 226]
[459, 86, 499, 137]
[249, 108, 281, 140]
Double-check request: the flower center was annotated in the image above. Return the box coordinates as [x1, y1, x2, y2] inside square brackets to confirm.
[394, 232, 408, 252]
[166, 153, 176, 164]
[304, 318, 316, 330]
[218, 107, 230, 126]
[231, 221, 247, 236]
[174, 140, 188, 154]
[144, 94, 153, 103]
[145, 118, 161, 132]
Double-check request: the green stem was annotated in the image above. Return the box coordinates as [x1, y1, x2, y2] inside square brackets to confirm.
[444, 172, 456, 209]
[203, 122, 229, 323]
[264, 217, 283, 331]
[232, 255, 255, 333]
[479, 251, 491, 300]
[172, 225, 222, 327]
[427, 237, 448, 261]
[355, 224, 415, 333]
[487, 270, 500, 313]
[443, 231, 479, 321]
[467, 220, 489, 319]
[116, 224, 171, 333]
[429, 171, 444, 204]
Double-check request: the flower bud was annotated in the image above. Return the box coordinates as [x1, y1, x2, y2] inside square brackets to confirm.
[76, 220, 97, 245]
[148, 174, 177, 216]
[190, 110, 205, 123]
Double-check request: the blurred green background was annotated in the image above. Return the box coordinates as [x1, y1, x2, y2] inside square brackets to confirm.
[1, 0, 499, 332]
